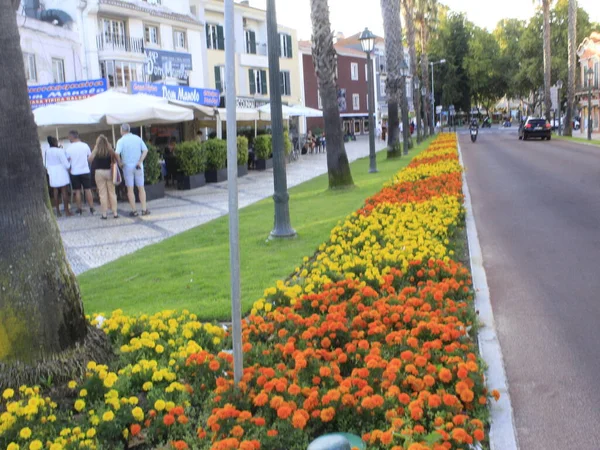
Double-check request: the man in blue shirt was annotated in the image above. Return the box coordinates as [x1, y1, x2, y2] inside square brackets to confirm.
[115, 123, 149, 216]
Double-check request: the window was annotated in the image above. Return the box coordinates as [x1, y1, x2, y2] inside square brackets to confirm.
[101, 60, 140, 88]
[249, 69, 268, 95]
[143, 0, 162, 4]
[52, 58, 65, 83]
[23, 53, 36, 81]
[206, 24, 224, 50]
[317, 90, 323, 109]
[279, 33, 293, 58]
[245, 30, 256, 54]
[351, 62, 359, 81]
[214, 65, 226, 93]
[144, 24, 159, 45]
[173, 29, 187, 49]
[380, 79, 386, 96]
[280, 71, 291, 96]
[352, 93, 360, 110]
[365, 64, 368, 81]
[102, 18, 126, 45]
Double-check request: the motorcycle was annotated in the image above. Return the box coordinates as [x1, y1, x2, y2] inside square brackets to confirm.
[470, 126, 478, 143]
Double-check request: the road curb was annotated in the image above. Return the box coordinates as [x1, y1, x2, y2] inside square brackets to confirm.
[456, 138, 520, 450]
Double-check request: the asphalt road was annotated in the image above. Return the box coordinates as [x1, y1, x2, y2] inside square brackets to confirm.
[460, 128, 600, 450]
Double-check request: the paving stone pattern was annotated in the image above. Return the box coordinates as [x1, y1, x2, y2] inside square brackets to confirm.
[61, 137, 387, 275]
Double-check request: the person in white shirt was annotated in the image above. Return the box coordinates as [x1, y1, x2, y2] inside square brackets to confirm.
[44, 136, 72, 217]
[66, 130, 95, 215]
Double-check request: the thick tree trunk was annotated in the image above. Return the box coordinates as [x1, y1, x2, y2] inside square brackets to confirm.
[310, 0, 354, 188]
[403, 0, 422, 143]
[564, 0, 577, 137]
[0, 1, 110, 387]
[542, 0, 552, 122]
[381, 0, 408, 157]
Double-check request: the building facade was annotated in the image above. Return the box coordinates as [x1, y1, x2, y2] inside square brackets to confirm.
[577, 32, 600, 134]
[198, 0, 302, 110]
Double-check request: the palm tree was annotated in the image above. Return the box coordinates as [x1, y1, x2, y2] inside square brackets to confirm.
[309, 0, 354, 187]
[381, 0, 411, 156]
[0, 0, 111, 389]
[541, 0, 552, 121]
[415, 0, 438, 137]
[564, 0, 577, 136]
[402, 0, 422, 143]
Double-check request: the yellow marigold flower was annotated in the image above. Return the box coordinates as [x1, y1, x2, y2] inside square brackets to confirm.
[212, 337, 221, 345]
[155, 345, 164, 354]
[29, 441, 43, 450]
[264, 303, 273, 312]
[67, 381, 77, 389]
[102, 411, 114, 422]
[74, 400, 86, 412]
[129, 397, 139, 405]
[86, 428, 96, 438]
[90, 416, 100, 426]
[132, 407, 144, 421]
[154, 400, 166, 411]
[59, 429, 71, 436]
[79, 389, 88, 397]
[142, 382, 153, 392]
[20, 428, 32, 439]
[2, 389, 15, 399]
[7, 443, 19, 450]
[50, 444, 63, 450]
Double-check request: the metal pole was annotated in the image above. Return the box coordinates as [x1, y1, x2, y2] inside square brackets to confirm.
[224, 0, 243, 387]
[267, 0, 296, 238]
[431, 62, 435, 135]
[111, 125, 116, 147]
[367, 52, 377, 173]
[588, 80, 592, 141]
[557, 89, 562, 136]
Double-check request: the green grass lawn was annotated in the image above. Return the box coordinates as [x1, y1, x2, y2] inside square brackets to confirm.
[79, 139, 431, 321]
[555, 135, 600, 146]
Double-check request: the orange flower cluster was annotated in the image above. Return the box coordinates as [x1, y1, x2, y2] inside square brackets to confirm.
[183, 135, 496, 449]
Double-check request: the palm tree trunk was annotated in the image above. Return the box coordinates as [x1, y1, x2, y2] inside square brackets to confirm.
[310, 0, 353, 187]
[542, 0, 552, 122]
[403, 0, 421, 143]
[381, 0, 409, 157]
[0, 0, 110, 389]
[564, 0, 577, 137]
[421, 25, 431, 137]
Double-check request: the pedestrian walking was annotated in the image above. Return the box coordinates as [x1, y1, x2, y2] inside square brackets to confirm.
[115, 123, 149, 217]
[66, 130, 95, 215]
[89, 135, 119, 220]
[44, 136, 72, 217]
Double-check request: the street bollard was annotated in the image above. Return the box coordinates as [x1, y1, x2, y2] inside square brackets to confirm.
[308, 433, 366, 450]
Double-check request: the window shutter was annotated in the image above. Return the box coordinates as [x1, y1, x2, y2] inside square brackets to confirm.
[206, 26, 211, 48]
[286, 34, 292, 58]
[261, 70, 268, 95]
[249, 69, 256, 95]
[279, 72, 284, 95]
[217, 25, 225, 50]
[278, 33, 283, 57]
[250, 31, 257, 54]
[215, 66, 222, 93]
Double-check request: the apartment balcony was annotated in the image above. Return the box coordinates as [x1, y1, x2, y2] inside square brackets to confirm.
[576, 82, 600, 96]
[239, 43, 269, 69]
[96, 34, 146, 61]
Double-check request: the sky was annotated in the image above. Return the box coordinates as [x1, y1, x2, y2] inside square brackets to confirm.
[250, 0, 600, 40]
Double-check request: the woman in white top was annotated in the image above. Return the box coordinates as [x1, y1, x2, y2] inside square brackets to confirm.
[44, 136, 73, 216]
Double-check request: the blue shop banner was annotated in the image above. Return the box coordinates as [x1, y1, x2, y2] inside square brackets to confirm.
[28, 78, 107, 109]
[131, 82, 220, 108]
[145, 49, 193, 83]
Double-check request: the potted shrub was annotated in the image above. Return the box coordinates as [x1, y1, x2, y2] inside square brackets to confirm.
[237, 136, 249, 177]
[253, 134, 272, 171]
[135, 143, 165, 202]
[176, 141, 206, 190]
[203, 139, 228, 183]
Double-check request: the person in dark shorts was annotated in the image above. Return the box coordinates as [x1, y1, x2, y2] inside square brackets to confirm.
[66, 130, 95, 215]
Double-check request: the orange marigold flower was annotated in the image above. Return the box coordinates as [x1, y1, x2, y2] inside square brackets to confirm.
[267, 429, 278, 437]
[439, 368, 452, 383]
[130, 424, 141, 436]
[171, 441, 188, 450]
[474, 429, 485, 441]
[320, 407, 335, 422]
[319, 366, 332, 377]
[253, 417, 266, 427]
[451, 428, 469, 443]
[197, 427, 207, 439]
[170, 406, 184, 416]
[400, 350, 414, 361]
[163, 414, 175, 426]
[380, 431, 393, 445]
[459, 389, 474, 403]
[177, 415, 189, 425]
[292, 411, 308, 429]
[277, 405, 293, 420]
[443, 394, 458, 407]
[231, 425, 244, 438]
[491, 389, 501, 401]
[253, 392, 268, 407]
[428, 394, 442, 408]
[209, 360, 220, 371]
[410, 407, 424, 420]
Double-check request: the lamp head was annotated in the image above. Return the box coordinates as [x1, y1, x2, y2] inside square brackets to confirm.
[359, 27, 376, 54]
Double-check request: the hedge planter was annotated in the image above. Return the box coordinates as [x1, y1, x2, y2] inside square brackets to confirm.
[238, 164, 248, 177]
[254, 158, 273, 171]
[205, 168, 228, 183]
[135, 181, 165, 202]
[177, 173, 206, 190]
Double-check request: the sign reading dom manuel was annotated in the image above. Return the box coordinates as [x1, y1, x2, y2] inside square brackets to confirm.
[144, 49, 193, 84]
[28, 78, 107, 109]
[131, 82, 220, 107]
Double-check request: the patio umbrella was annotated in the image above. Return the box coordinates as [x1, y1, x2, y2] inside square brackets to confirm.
[257, 103, 292, 121]
[288, 104, 323, 118]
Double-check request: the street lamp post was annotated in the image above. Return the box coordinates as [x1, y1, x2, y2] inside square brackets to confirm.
[585, 67, 594, 141]
[414, 78, 421, 143]
[359, 28, 377, 173]
[556, 79, 563, 136]
[430, 59, 446, 135]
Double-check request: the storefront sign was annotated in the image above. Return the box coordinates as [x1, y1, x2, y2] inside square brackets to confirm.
[131, 82, 220, 107]
[235, 97, 268, 109]
[144, 49, 193, 84]
[28, 78, 107, 109]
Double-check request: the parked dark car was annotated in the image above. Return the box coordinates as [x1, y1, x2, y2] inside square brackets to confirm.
[519, 117, 552, 141]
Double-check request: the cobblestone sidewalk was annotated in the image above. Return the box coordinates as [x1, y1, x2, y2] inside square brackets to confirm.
[60, 136, 387, 275]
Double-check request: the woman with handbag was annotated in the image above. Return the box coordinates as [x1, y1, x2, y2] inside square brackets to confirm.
[88, 135, 119, 219]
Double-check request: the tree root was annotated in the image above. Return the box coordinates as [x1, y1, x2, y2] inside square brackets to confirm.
[0, 325, 113, 391]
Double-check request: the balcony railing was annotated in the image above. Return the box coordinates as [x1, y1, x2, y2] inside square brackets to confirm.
[97, 34, 145, 54]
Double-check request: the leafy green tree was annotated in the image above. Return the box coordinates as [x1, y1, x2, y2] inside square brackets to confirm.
[494, 19, 527, 99]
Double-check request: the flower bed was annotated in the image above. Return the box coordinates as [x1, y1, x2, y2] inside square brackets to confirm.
[0, 134, 498, 450]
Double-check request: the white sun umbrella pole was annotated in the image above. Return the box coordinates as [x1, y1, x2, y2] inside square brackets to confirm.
[225, 0, 242, 386]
